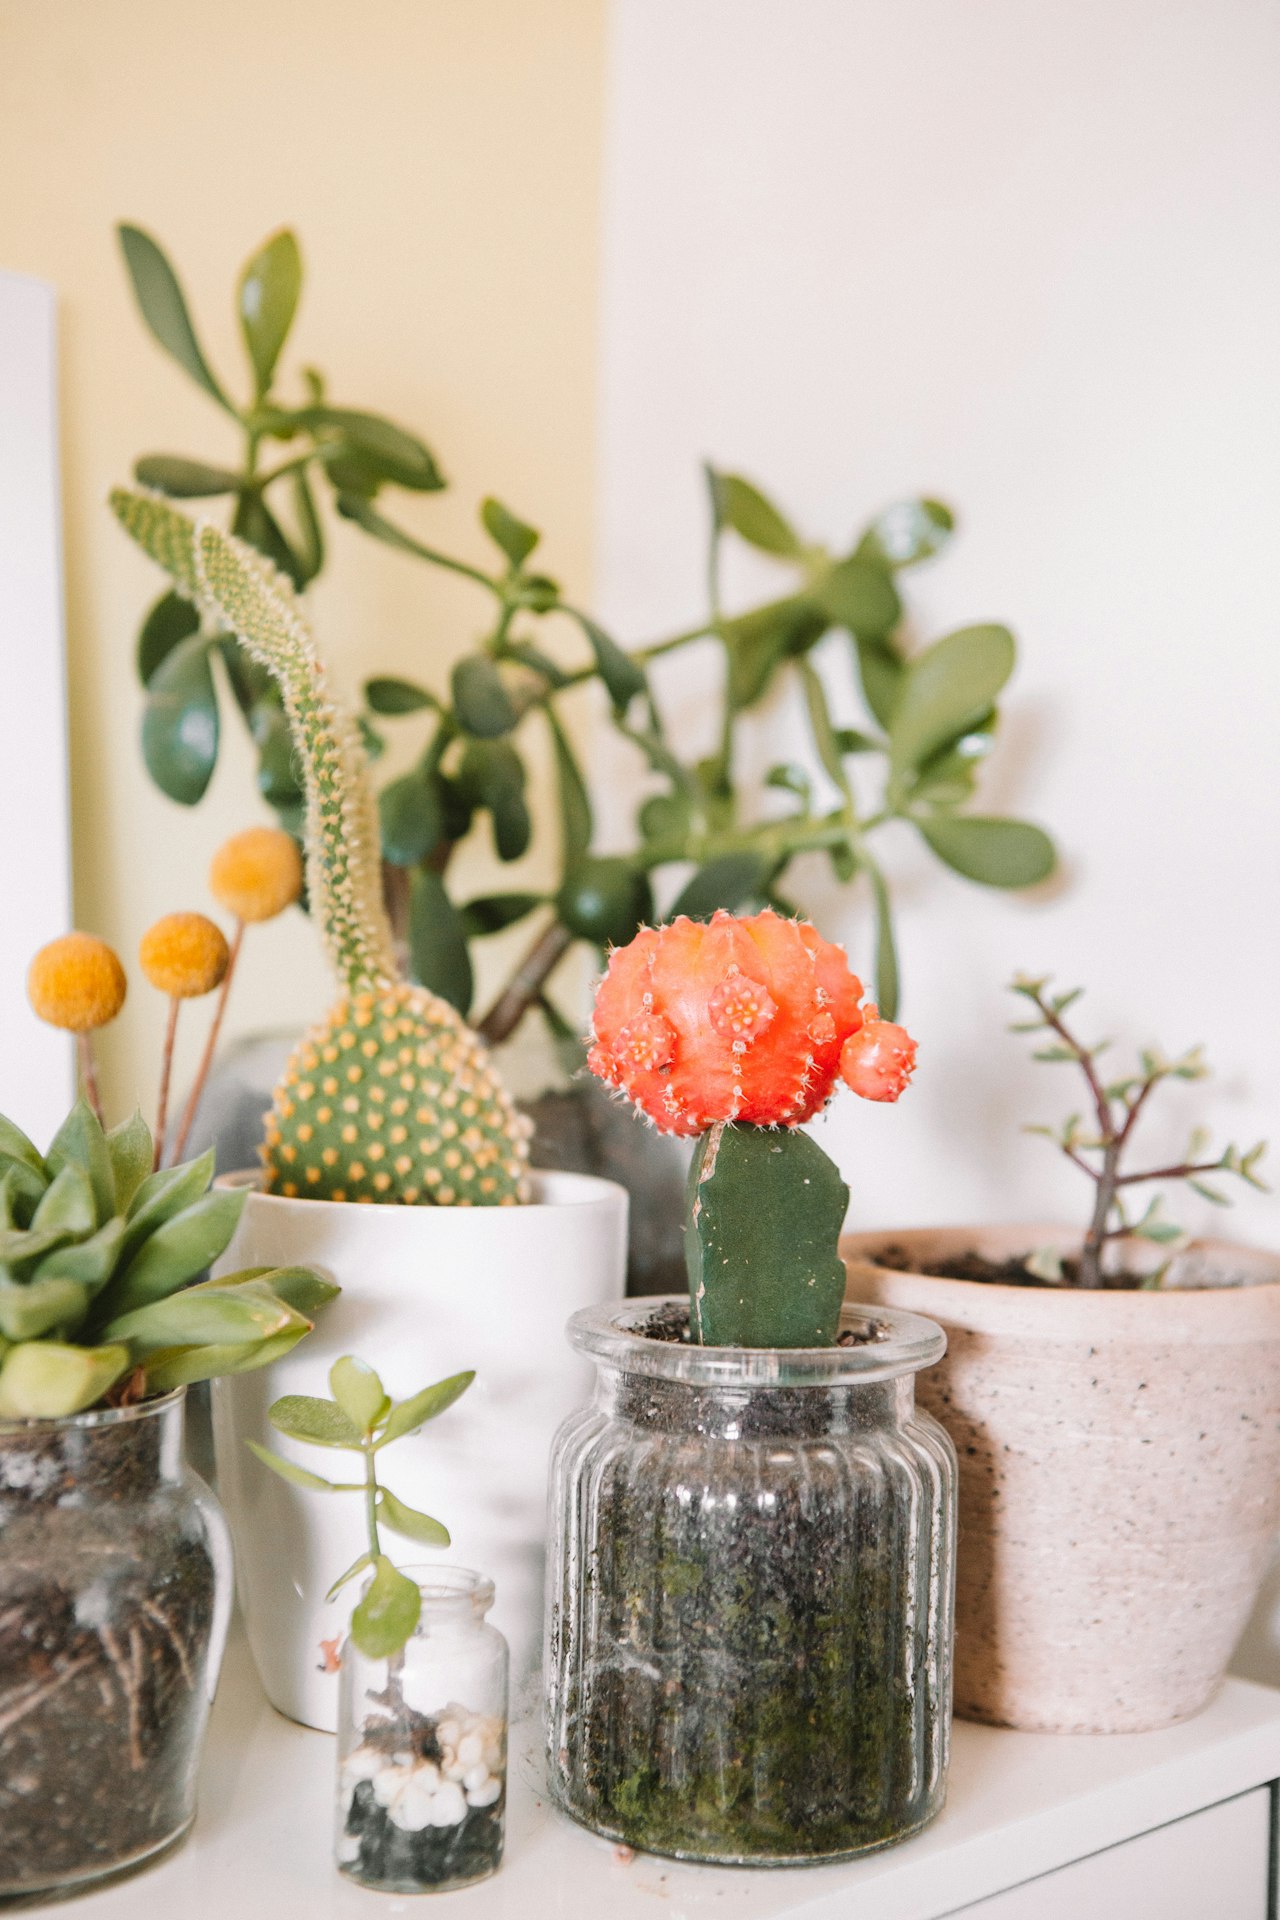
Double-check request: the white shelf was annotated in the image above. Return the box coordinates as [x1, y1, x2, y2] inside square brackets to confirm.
[73, 1629, 1280, 1919]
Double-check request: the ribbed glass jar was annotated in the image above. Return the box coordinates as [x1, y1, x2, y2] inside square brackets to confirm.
[0, 1389, 232, 1900]
[545, 1298, 956, 1866]
[337, 1567, 509, 1894]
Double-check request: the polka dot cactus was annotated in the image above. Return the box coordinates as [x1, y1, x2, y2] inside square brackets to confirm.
[110, 488, 533, 1208]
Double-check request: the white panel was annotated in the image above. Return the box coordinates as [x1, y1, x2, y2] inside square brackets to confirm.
[0, 270, 73, 1141]
[944, 1786, 1271, 1919]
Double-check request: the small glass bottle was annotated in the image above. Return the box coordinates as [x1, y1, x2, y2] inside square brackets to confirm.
[336, 1566, 508, 1894]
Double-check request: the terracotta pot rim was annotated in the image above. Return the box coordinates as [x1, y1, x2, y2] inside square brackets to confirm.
[215, 1166, 627, 1217]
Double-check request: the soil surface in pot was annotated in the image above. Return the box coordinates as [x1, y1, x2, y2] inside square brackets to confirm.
[551, 1308, 946, 1863]
[869, 1242, 1155, 1290]
[0, 1413, 217, 1896]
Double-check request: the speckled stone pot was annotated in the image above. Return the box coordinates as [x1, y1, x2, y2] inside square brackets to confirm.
[842, 1225, 1280, 1734]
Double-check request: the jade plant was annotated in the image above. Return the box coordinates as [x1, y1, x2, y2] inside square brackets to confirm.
[0, 1100, 335, 1417]
[248, 1356, 474, 1656]
[1013, 974, 1269, 1288]
[588, 908, 916, 1345]
[121, 222, 1056, 1035]
[111, 486, 532, 1207]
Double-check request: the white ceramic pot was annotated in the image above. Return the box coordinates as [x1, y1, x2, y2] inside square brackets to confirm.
[211, 1171, 627, 1730]
[842, 1224, 1280, 1735]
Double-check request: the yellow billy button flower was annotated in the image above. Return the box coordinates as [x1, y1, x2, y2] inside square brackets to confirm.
[27, 932, 126, 1033]
[139, 913, 230, 999]
[210, 827, 303, 925]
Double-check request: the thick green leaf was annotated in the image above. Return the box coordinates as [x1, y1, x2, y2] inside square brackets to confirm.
[548, 711, 592, 863]
[232, 492, 303, 587]
[0, 1155, 47, 1219]
[190, 1264, 338, 1316]
[245, 1439, 341, 1492]
[380, 768, 444, 868]
[107, 1112, 153, 1214]
[36, 1217, 125, 1292]
[461, 740, 530, 862]
[105, 1273, 307, 1351]
[326, 1550, 375, 1601]
[290, 469, 324, 585]
[32, 1164, 95, 1238]
[0, 1116, 45, 1179]
[856, 498, 954, 571]
[330, 1356, 389, 1434]
[365, 676, 436, 716]
[460, 892, 543, 938]
[408, 870, 474, 1017]
[869, 868, 900, 1022]
[570, 611, 646, 713]
[253, 705, 303, 808]
[712, 472, 802, 556]
[669, 852, 771, 920]
[918, 815, 1056, 888]
[117, 224, 233, 412]
[481, 496, 539, 568]
[239, 229, 302, 397]
[134, 455, 242, 498]
[108, 1189, 247, 1316]
[377, 1369, 476, 1446]
[304, 407, 443, 492]
[141, 1325, 312, 1391]
[0, 1224, 76, 1275]
[0, 1341, 130, 1419]
[351, 1555, 421, 1659]
[142, 634, 219, 804]
[723, 597, 828, 710]
[377, 1487, 450, 1548]
[813, 556, 901, 639]
[121, 1149, 218, 1253]
[268, 1394, 364, 1448]
[0, 1276, 89, 1342]
[796, 658, 850, 797]
[854, 636, 905, 732]
[557, 857, 653, 947]
[44, 1100, 114, 1225]
[889, 625, 1015, 779]
[452, 655, 518, 738]
[138, 590, 200, 688]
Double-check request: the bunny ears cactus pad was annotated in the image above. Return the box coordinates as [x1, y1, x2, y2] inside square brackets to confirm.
[111, 487, 532, 1206]
[588, 910, 916, 1347]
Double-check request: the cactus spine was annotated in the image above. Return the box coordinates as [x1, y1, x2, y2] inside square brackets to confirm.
[111, 489, 531, 1206]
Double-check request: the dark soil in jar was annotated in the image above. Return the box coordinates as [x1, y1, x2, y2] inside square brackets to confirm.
[868, 1243, 1153, 1290]
[0, 1409, 217, 1897]
[550, 1312, 944, 1863]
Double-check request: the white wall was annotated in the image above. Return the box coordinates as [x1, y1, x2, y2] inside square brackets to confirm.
[596, 0, 1280, 1250]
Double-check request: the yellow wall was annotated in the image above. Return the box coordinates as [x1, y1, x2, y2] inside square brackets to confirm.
[0, 0, 606, 1117]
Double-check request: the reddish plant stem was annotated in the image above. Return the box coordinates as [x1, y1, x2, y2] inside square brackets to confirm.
[476, 918, 574, 1049]
[77, 1033, 104, 1126]
[171, 921, 245, 1165]
[153, 997, 181, 1171]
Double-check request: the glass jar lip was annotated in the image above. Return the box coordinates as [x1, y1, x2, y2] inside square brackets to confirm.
[388, 1563, 496, 1620]
[567, 1296, 946, 1385]
[0, 1384, 185, 1438]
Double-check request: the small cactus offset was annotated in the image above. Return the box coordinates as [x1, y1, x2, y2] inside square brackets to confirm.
[111, 489, 532, 1206]
[589, 909, 917, 1345]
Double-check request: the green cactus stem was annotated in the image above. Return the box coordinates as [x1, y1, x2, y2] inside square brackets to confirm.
[110, 488, 532, 1206]
[686, 1122, 850, 1347]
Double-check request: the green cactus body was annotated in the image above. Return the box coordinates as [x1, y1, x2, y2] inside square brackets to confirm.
[110, 488, 532, 1206]
[686, 1122, 850, 1347]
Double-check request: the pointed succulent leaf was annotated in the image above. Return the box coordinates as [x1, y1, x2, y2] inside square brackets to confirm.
[117, 224, 234, 413]
[44, 1099, 115, 1224]
[107, 1189, 248, 1316]
[238, 229, 302, 396]
[0, 1116, 45, 1180]
[31, 1164, 96, 1238]
[377, 1487, 450, 1548]
[189, 1264, 339, 1316]
[35, 1217, 126, 1293]
[376, 1370, 476, 1447]
[122, 1150, 217, 1250]
[330, 1356, 389, 1434]
[0, 1156, 46, 1220]
[0, 1276, 90, 1342]
[325, 1551, 375, 1602]
[141, 1325, 312, 1392]
[104, 1277, 310, 1352]
[107, 1113, 154, 1215]
[351, 1555, 422, 1659]
[268, 1394, 365, 1448]
[480, 496, 539, 568]
[0, 1224, 77, 1275]
[0, 1341, 131, 1419]
[245, 1439, 342, 1493]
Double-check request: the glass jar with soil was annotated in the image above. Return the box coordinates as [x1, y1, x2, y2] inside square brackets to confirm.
[545, 1298, 957, 1866]
[0, 1388, 233, 1900]
[336, 1566, 508, 1894]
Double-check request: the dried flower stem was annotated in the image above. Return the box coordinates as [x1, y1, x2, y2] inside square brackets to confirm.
[76, 1033, 104, 1126]
[171, 921, 244, 1164]
[153, 998, 180, 1171]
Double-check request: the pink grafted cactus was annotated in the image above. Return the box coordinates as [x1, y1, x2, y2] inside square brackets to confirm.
[588, 908, 916, 1136]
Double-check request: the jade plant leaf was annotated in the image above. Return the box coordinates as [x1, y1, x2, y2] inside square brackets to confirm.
[351, 1555, 422, 1658]
[377, 1487, 450, 1547]
[138, 590, 201, 685]
[669, 853, 770, 921]
[117, 224, 233, 413]
[330, 1356, 390, 1434]
[134, 455, 243, 498]
[238, 228, 302, 397]
[269, 1394, 364, 1448]
[548, 711, 592, 863]
[376, 1370, 476, 1447]
[481, 496, 539, 568]
[856, 497, 955, 571]
[245, 1439, 343, 1493]
[408, 869, 474, 1017]
[301, 407, 443, 492]
[452, 655, 518, 738]
[813, 555, 901, 640]
[870, 868, 900, 1023]
[142, 635, 220, 805]
[712, 472, 802, 557]
[888, 625, 1015, 781]
[380, 767, 444, 868]
[365, 676, 437, 715]
[917, 815, 1055, 888]
[326, 1551, 375, 1601]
